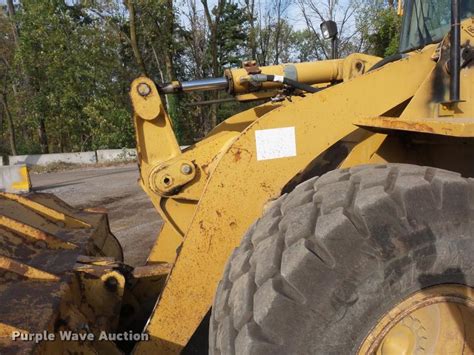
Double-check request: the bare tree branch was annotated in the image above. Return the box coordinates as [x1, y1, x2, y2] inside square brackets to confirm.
[126, 0, 147, 75]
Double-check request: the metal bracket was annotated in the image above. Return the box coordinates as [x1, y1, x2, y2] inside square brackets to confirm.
[149, 159, 196, 196]
[242, 60, 261, 74]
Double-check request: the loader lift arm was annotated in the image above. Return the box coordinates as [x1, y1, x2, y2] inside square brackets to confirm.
[130, 16, 474, 353]
[1, 1, 473, 353]
[129, 48, 452, 352]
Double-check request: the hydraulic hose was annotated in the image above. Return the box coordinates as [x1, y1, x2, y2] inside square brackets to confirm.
[368, 53, 405, 72]
[248, 74, 320, 93]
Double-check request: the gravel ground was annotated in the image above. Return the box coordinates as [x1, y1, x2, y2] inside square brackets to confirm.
[30, 164, 163, 266]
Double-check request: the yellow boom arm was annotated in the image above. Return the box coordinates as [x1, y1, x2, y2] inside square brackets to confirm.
[129, 20, 474, 352]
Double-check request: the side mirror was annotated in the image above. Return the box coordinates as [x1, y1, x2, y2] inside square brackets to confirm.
[320, 20, 338, 40]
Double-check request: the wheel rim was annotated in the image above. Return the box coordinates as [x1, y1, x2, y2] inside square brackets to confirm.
[358, 284, 474, 354]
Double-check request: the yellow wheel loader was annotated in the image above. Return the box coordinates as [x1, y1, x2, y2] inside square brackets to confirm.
[1, 0, 474, 353]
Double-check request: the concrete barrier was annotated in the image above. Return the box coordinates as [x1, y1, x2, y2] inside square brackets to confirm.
[96, 148, 137, 163]
[9, 151, 97, 166]
[0, 165, 31, 193]
[8, 146, 190, 168]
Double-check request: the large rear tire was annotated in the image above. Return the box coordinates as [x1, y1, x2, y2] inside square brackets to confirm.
[210, 164, 474, 354]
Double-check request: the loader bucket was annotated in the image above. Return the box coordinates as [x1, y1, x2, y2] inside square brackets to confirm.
[0, 192, 124, 354]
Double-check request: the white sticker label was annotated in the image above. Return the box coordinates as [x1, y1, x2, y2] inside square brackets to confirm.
[255, 127, 297, 161]
[273, 75, 284, 83]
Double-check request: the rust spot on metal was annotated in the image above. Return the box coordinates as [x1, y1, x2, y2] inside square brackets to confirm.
[0, 255, 59, 281]
[230, 147, 253, 163]
[386, 120, 435, 133]
[0, 216, 77, 250]
[233, 149, 242, 162]
[0, 192, 90, 228]
[76, 256, 116, 265]
[355, 117, 437, 134]
[83, 207, 108, 214]
[260, 182, 273, 194]
[133, 263, 172, 278]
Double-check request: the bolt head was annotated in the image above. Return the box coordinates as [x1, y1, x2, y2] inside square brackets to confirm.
[137, 82, 152, 96]
[181, 164, 192, 175]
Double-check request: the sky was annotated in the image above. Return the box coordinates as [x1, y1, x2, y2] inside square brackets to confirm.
[0, 0, 356, 35]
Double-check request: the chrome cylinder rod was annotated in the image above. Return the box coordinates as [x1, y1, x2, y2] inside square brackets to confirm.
[159, 77, 228, 94]
[181, 77, 228, 92]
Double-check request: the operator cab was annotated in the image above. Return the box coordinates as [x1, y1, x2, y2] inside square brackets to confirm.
[400, 0, 474, 52]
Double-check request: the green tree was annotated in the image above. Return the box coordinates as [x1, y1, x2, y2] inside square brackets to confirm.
[0, 8, 18, 155]
[216, 2, 248, 69]
[367, 4, 402, 57]
[14, 0, 134, 153]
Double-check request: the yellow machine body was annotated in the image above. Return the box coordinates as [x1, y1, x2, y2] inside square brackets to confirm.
[129, 18, 474, 353]
[0, 7, 473, 354]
